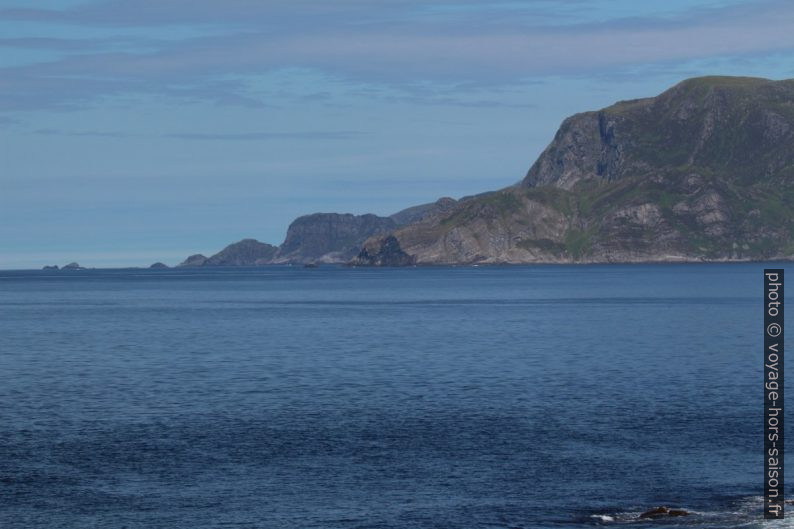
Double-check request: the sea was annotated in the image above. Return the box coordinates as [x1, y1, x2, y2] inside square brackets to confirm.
[0, 263, 789, 528]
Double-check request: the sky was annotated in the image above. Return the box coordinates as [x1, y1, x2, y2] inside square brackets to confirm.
[2, 0, 794, 268]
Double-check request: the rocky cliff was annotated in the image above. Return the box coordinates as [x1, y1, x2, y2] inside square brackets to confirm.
[176, 200, 461, 266]
[353, 76, 794, 265]
[271, 201, 464, 264]
[273, 213, 398, 263]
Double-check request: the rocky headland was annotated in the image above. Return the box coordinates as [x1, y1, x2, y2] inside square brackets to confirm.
[354, 76, 794, 265]
[174, 76, 794, 267]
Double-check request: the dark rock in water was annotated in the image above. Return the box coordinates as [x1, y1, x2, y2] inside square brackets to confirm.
[639, 506, 689, 519]
[179, 254, 208, 267]
[149, 262, 169, 269]
[42, 265, 59, 270]
[351, 235, 416, 266]
[639, 506, 669, 519]
[62, 262, 83, 270]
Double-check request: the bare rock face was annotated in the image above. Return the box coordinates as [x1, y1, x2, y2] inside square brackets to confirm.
[352, 235, 416, 266]
[274, 213, 397, 263]
[523, 76, 794, 191]
[174, 202, 455, 266]
[355, 76, 794, 265]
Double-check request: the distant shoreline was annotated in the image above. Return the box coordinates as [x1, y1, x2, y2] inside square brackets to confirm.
[3, 258, 792, 273]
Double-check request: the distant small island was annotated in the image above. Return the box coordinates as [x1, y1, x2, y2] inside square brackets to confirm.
[43, 262, 86, 270]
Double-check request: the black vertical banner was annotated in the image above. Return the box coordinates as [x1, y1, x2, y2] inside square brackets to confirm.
[765, 269, 784, 519]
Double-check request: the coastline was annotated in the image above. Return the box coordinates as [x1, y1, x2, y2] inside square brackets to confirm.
[4, 256, 794, 273]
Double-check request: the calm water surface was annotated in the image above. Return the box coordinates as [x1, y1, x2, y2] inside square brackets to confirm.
[0, 264, 789, 528]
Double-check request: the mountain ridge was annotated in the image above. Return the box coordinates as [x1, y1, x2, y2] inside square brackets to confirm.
[177, 199, 457, 266]
[176, 76, 794, 268]
[353, 76, 794, 265]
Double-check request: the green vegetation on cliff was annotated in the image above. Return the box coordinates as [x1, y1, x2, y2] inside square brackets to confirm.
[354, 76, 794, 265]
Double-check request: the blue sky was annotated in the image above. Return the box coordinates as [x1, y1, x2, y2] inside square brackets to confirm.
[2, 0, 794, 268]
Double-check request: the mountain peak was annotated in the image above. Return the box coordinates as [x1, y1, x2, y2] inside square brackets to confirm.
[356, 75, 794, 265]
[523, 75, 794, 190]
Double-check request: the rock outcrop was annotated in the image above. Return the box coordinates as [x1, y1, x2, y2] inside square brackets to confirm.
[355, 76, 794, 265]
[273, 213, 397, 263]
[205, 239, 278, 266]
[178, 239, 278, 267]
[353, 235, 416, 266]
[639, 506, 690, 519]
[179, 254, 209, 267]
[149, 262, 169, 269]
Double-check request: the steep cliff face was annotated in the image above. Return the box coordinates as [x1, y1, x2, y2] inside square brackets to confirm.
[176, 210, 410, 267]
[523, 76, 794, 189]
[353, 77, 794, 265]
[356, 235, 416, 266]
[273, 213, 398, 263]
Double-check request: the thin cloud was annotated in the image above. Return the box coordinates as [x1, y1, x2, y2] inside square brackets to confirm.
[0, 1, 591, 28]
[163, 131, 365, 140]
[31, 128, 365, 141]
[1, 0, 793, 111]
[34, 128, 134, 138]
[0, 36, 159, 51]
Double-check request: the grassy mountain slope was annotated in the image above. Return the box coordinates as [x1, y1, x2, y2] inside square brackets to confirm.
[354, 76, 794, 265]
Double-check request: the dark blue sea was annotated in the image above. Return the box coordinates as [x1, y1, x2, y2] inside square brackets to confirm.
[0, 264, 788, 528]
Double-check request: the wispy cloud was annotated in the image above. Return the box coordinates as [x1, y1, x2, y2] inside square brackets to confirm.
[34, 127, 133, 138]
[163, 131, 364, 140]
[32, 127, 365, 141]
[0, 36, 158, 51]
[1, 0, 793, 111]
[4, 0, 792, 270]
